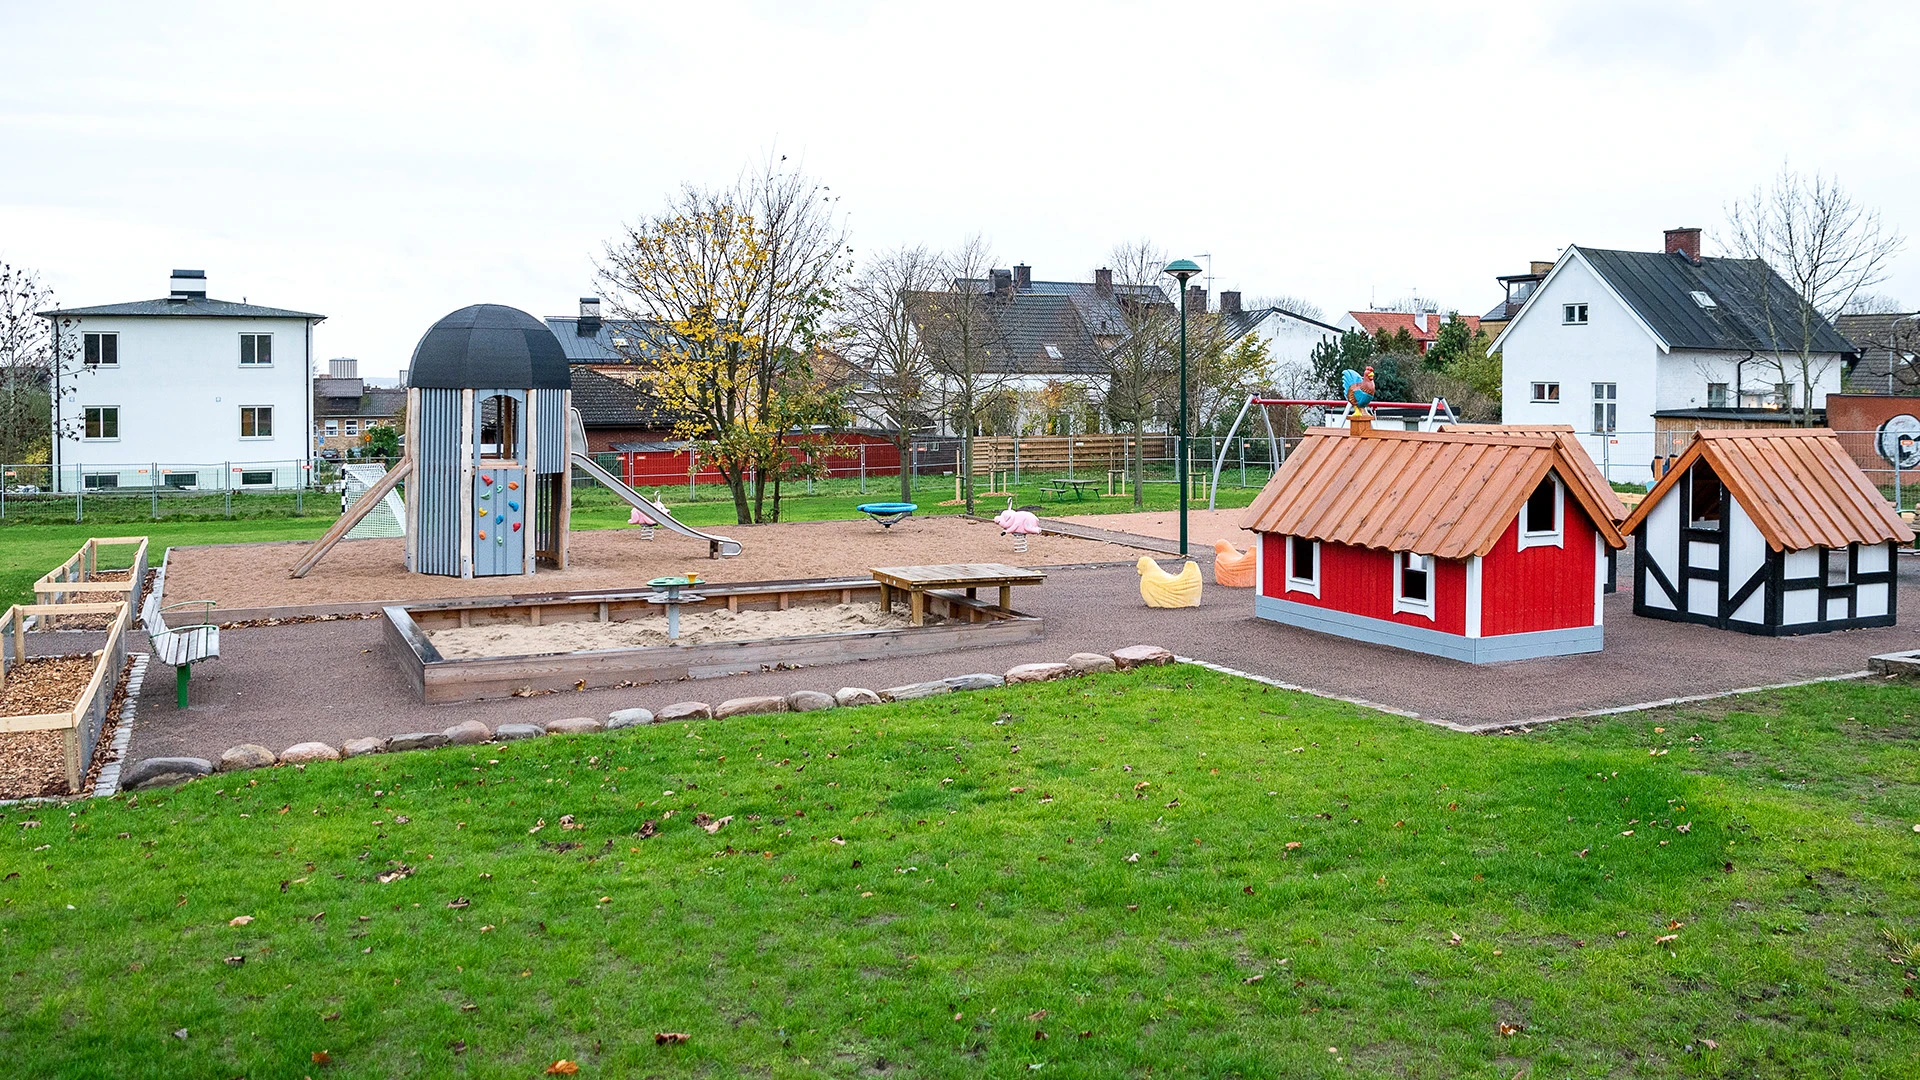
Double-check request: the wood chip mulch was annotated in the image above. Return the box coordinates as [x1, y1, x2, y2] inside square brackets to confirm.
[0, 654, 130, 801]
[0, 655, 94, 717]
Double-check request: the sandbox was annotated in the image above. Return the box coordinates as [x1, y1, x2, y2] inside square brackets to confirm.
[385, 577, 1043, 704]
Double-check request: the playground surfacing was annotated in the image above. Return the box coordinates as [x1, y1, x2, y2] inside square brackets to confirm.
[162, 515, 1138, 616]
[123, 510, 1920, 763]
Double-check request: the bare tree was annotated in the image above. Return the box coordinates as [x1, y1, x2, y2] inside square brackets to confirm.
[840, 245, 942, 500]
[1843, 292, 1906, 315]
[1724, 165, 1905, 424]
[916, 235, 1012, 515]
[1097, 241, 1178, 507]
[0, 261, 78, 466]
[1246, 294, 1328, 322]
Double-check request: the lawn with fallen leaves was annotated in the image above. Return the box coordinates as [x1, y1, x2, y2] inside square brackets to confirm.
[2, 666, 1918, 1078]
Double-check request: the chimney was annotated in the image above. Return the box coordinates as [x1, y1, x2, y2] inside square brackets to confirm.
[578, 296, 603, 336]
[1414, 311, 1429, 333]
[1664, 227, 1702, 264]
[1187, 285, 1207, 312]
[1348, 413, 1373, 436]
[168, 269, 206, 301]
[991, 269, 1014, 299]
[1013, 264, 1032, 291]
[1093, 267, 1113, 296]
[328, 357, 359, 378]
[1219, 291, 1242, 316]
[1529, 260, 1554, 276]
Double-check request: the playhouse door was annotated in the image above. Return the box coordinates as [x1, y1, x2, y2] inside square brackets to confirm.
[471, 467, 526, 576]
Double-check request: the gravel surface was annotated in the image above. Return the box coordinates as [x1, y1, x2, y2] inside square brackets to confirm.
[124, 549, 1920, 762]
[162, 516, 1145, 613]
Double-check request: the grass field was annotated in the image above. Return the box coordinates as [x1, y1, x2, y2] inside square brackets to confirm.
[3, 667, 1916, 1078]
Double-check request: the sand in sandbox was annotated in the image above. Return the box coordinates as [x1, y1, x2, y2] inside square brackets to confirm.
[427, 601, 925, 658]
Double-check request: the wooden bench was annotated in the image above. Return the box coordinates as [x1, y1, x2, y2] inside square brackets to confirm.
[141, 592, 220, 707]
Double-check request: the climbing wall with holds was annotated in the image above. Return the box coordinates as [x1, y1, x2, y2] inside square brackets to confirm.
[470, 469, 526, 576]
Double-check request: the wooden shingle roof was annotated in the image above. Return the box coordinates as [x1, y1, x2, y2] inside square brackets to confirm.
[1239, 424, 1627, 559]
[1619, 429, 1913, 551]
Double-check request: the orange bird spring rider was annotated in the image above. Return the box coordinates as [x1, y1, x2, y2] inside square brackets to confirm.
[1212, 539, 1256, 587]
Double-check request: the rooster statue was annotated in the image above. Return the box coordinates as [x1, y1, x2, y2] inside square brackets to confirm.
[1341, 365, 1377, 414]
[1137, 556, 1203, 608]
[1212, 540, 1256, 588]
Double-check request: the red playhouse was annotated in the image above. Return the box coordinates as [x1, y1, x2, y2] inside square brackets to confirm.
[1240, 419, 1628, 662]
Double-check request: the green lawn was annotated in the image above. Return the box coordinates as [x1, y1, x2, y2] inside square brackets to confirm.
[3, 667, 1916, 1077]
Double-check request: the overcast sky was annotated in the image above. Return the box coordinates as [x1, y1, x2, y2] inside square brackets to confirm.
[3, 0, 1917, 376]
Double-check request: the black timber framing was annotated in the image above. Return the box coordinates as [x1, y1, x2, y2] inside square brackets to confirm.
[1631, 459, 1898, 635]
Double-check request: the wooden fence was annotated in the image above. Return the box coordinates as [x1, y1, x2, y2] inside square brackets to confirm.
[969, 434, 1174, 477]
[33, 536, 148, 628]
[0, 601, 131, 793]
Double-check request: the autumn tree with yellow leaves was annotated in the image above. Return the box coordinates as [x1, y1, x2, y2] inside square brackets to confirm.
[598, 159, 850, 523]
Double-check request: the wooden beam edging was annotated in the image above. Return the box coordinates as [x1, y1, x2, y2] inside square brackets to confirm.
[0, 600, 130, 792]
[289, 455, 414, 579]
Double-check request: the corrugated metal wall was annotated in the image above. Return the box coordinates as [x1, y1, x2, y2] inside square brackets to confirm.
[535, 389, 568, 474]
[415, 388, 463, 576]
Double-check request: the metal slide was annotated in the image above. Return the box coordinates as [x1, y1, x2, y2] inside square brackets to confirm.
[568, 409, 741, 558]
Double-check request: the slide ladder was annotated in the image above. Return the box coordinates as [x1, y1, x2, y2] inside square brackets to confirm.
[569, 409, 741, 558]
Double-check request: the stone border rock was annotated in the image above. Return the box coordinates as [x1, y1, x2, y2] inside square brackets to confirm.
[116, 644, 1180, 791]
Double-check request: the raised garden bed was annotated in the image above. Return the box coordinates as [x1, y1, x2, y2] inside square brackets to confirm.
[384, 577, 1045, 704]
[33, 536, 148, 630]
[0, 601, 131, 793]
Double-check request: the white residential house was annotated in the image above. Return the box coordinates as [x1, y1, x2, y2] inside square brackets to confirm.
[1214, 291, 1344, 393]
[40, 270, 325, 493]
[1494, 228, 1853, 484]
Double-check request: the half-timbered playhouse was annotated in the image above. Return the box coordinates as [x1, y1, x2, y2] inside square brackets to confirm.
[1240, 417, 1628, 662]
[404, 304, 574, 578]
[1620, 429, 1912, 634]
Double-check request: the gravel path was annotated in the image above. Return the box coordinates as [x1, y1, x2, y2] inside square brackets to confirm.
[125, 550, 1920, 763]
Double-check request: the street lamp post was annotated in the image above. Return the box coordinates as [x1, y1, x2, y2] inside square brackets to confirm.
[1163, 258, 1203, 558]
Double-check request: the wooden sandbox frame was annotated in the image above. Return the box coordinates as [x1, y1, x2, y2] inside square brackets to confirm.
[33, 536, 148, 629]
[384, 577, 1044, 704]
[0, 601, 131, 793]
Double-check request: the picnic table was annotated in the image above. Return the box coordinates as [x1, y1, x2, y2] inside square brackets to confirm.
[1041, 477, 1099, 500]
[870, 563, 1048, 626]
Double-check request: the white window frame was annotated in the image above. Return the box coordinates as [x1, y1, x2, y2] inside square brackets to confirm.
[1519, 473, 1565, 550]
[239, 405, 274, 440]
[1285, 535, 1320, 598]
[345, 418, 360, 437]
[1591, 382, 1617, 433]
[1393, 550, 1436, 620]
[239, 333, 273, 367]
[323, 419, 339, 437]
[1706, 382, 1729, 409]
[1530, 381, 1560, 403]
[83, 405, 120, 441]
[83, 332, 119, 368]
[1563, 303, 1589, 325]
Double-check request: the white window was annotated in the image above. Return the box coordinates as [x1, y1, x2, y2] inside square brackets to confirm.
[240, 470, 274, 486]
[84, 332, 118, 367]
[240, 406, 273, 439]
[1393, 551, 1435, 619]
[1519, 474, 1564, 550]
[1688, 460, 1722, 530]
[1773, 382, 1795, 408]
[1591, 382, 1617, 433]
[164, 472, 198, 489]
[240, 333, 273, 366]
[324, 419, 339, 437]
[1563, 303, 1589, 325]
[1707, 382, 1729, 408]
[1286, 535, 1319, 597]
[345, 419, 360, 436]
[83, 406, 119, 440]
[1531, 381, 1560, 403]
[83, 473, 118, 490]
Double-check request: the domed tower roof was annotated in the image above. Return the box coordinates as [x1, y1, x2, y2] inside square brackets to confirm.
[407, 304, 571, 390]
